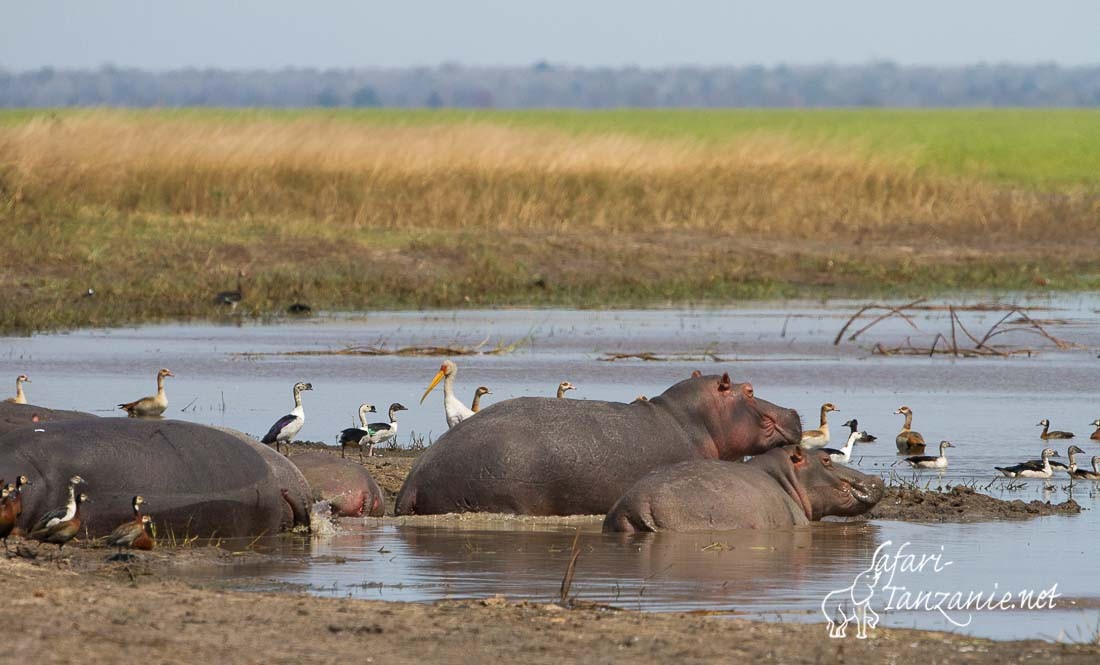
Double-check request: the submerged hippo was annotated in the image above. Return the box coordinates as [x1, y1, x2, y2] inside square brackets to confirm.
[0, 419, 311, 538]
[603, 446, 885, 532]
[290, 451, 385, 517]
[395, 373, 801, 516]
[0, 401, 97, 437]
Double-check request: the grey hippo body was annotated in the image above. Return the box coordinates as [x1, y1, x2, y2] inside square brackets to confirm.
[603, 446, 885, 532]
[290, 451, 385, 517]
[0, 419, 311, 538]
[0, 401, 97, 437]
[395, 374, 801, 516]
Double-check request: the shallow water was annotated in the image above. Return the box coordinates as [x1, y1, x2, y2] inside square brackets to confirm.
[3, 295, 1100, 641]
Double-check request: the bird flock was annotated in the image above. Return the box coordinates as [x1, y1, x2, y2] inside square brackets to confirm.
[798, 401, 1100, 479]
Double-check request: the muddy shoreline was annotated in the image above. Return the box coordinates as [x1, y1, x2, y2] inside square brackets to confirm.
[3, 553, 1098, 664]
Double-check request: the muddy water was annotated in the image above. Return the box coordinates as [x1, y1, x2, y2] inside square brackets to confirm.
[3, 295, 1100, 640]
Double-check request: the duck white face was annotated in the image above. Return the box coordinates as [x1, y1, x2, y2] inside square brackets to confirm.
[1091, 419, 1100, 428]
[141, 515, 152, 524]
[134, 495, 145, 508]
[1041, 447, 1058, 458]
[77, 492, 89, 504]
[70, 475, 85, 486]
[17, 474, 30, 487]
[1036, 419, 1050, 427]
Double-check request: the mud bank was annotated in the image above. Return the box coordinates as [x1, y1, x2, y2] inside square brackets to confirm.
[860, 486, 1082, 523]
[2, 555, 1097, 664]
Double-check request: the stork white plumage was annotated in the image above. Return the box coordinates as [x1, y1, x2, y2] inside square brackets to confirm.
[420, 359, 474, 428]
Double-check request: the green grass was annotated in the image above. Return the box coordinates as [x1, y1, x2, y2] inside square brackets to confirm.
[6, 108, 1097, 189]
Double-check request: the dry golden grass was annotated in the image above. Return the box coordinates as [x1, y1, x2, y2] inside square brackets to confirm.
[4, 112, 1096, 239]
[0, 111, 1098, 333]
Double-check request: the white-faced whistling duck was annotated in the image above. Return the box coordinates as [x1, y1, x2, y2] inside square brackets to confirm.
[471, 387, 492, 412]
[106, 496, 154, 556]
[29, 485, 89, 556]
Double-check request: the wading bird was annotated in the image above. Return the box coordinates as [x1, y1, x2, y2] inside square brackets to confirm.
[420, 360, 474, 428]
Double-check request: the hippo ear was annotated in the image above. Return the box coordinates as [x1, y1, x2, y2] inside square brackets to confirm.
[741, 383, 754, 400]
[790, 446, 805, 464]
[691, 370, 702, 378]
[717, 373, 732, 393]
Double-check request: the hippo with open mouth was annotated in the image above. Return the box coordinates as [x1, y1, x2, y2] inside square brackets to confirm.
[603, 445, 885, 532]
[395, 372, 801, 516]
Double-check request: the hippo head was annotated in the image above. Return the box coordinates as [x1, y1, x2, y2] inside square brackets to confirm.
[673, 373, 801, 458]
[772, 446, 884, 520]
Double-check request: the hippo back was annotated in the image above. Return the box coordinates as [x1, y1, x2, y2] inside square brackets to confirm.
[0, 418, 308, 538]
[396, 396, 700, 516]
[0, 401, 97, 437]
[290, 451, 385, 517]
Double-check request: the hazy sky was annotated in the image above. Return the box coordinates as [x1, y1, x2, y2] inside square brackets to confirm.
[3, 1, 1098, 70]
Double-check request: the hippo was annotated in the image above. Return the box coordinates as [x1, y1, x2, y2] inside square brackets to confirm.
[0, 419, 312, 538]
[0, 401, 97, 437]
[290, 451, 385, 517]
[395, 373, 801, 516]
[603, 446, 885, 532]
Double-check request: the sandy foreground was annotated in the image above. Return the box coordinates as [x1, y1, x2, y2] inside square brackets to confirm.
[2, 553, 1098, 665]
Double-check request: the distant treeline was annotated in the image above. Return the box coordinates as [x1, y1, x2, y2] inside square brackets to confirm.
[2, 62, 1099, 108]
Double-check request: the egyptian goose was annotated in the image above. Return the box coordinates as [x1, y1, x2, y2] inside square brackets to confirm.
[1070, 456, 1100, 481]
[420, 359, 474, 428]
[843, 418, 876, 443]
[1037, 419, 1074, 440]
[261, 381, 313, 454]
[996, 448, 1060, 479]
[106, 496, 154, 556]
[29, 478, 89, 556]
[118, 368, 174, 417]
[1090, 419, 1100, 442]
[905, 440, 954, 470]
[471, 387, 492, 413]
[894, 406, 926, 454]
[800, 403, 838, 449]
[0, 486, 15, 553]
[556, 382, 576, 399]
[214, 269, 246, 308]
[822, 430, 861, 464]
[338, 403, 377, 460]
[3, 374, 30, 404]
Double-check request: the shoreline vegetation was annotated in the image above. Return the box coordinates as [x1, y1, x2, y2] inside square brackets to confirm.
[2, 109, 1099, 334]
